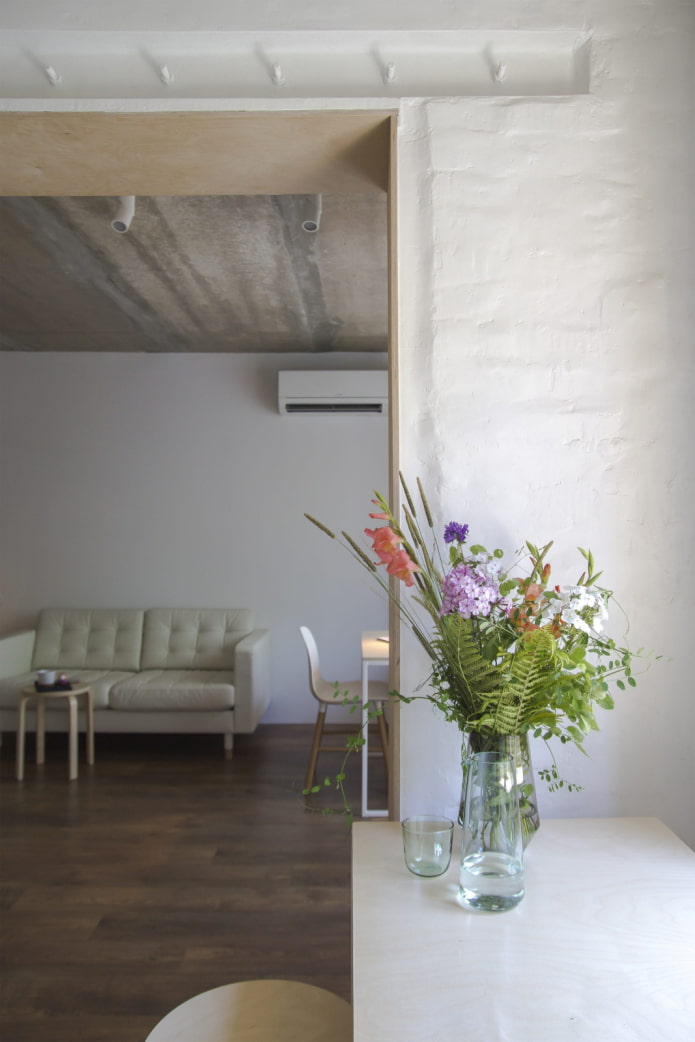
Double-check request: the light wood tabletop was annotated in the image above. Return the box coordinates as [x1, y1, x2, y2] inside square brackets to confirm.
[352, 817, 695, 1041]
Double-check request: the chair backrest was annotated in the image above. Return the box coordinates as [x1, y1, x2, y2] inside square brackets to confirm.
[299, 625, 324, 701]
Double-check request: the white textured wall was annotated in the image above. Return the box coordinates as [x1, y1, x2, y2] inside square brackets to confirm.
[397, 3, 695, 848]
[0, 352, 389, 722]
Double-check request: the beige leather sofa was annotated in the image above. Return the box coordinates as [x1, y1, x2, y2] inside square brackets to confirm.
[0, 607, 270, 757]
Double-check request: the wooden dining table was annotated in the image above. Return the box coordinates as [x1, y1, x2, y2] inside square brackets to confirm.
[352, 817, 695, 1041]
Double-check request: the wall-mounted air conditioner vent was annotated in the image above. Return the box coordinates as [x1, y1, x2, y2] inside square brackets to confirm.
[278, 371, 388, 415]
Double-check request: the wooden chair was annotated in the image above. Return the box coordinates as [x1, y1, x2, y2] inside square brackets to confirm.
[145, 979, 352, 1041]
[300, 625, 390, 792]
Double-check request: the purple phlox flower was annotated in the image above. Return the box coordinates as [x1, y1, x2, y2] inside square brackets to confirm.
[440, 563, 503, 619]
[443, 521, 470, 545]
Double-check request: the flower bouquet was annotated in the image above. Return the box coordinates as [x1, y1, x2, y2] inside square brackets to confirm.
[307, 474, 639, 823]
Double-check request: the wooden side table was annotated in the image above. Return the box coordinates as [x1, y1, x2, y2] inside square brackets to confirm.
[16, 683, 94, 781]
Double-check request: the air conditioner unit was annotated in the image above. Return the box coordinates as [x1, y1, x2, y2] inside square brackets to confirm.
[278, 370, 388, 415]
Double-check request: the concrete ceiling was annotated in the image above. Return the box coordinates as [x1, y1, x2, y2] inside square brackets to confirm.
[0, 192, 388, 353]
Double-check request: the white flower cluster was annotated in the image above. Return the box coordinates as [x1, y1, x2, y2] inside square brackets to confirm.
[469, 551, 503, 579]
[559, 586, 608, 635]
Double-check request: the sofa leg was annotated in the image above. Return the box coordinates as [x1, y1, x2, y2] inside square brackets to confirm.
[224, 734, 233, 760]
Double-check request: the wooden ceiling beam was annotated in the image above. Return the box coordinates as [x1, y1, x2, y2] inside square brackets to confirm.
[0, 110, 392, 197]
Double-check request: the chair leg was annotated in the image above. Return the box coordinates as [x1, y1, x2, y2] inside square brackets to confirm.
[376, 703, 390, 778]
[305, 705, 327, 791]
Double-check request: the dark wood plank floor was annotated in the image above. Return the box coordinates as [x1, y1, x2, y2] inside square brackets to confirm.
[0, 724, 386, 1042]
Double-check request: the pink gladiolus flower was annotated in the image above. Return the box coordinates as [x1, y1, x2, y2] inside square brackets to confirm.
[365, 525, 402, 562]
[368, 499, 391, 521]
[385, 549, 422, 587]
[365, 525, 421, 585]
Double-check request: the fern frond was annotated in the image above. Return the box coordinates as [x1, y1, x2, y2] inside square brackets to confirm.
[473, 628, 559, 735]
[430, 614, 502, 722]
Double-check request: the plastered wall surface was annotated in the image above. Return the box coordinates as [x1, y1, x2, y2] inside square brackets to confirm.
[396, 3, 694, 847]
[0, 352, 389, 723]
[0, 0, 591, 33]
[1, 0, 693, 845]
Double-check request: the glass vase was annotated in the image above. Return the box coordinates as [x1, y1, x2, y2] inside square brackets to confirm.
[458, 750, 525, 912]
[458, 732, 540, 848]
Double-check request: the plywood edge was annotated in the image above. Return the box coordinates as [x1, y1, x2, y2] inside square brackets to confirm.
[386, 112, 400, 823]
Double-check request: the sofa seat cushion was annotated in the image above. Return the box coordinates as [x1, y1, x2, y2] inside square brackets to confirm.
[108, 671, 235, 711]
[0, 670, 137, 710]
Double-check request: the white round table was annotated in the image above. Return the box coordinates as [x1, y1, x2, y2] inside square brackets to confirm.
[145, 979, 353, 1042]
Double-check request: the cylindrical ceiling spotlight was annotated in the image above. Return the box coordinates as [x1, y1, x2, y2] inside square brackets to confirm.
[112, 196, 136, 233]
[301, 195, 322, 234]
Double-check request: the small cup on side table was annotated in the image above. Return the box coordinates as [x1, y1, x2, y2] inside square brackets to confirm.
[401, 815, 454, 877]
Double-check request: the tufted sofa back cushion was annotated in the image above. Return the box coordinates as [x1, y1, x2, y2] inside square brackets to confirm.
[141, 609, 254, 671]
[32, 608, 145, 671]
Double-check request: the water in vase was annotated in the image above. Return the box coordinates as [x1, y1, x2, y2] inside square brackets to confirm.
[458, 850, 525, 912]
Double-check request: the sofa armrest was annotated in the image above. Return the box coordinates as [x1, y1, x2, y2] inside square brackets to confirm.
[233, 629, 271, 732]
[0, 630, 36, 678]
